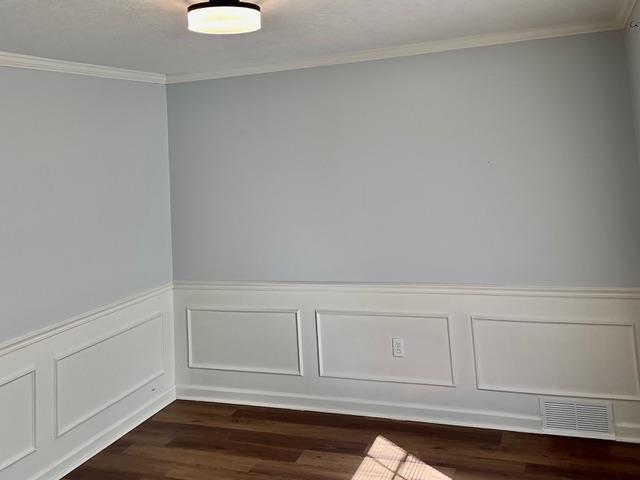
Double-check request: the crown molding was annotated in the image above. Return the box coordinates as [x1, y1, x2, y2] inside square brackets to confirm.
[165, 21, 621, 84]
[0, 51, 166, 84]
[0, 6, 631, 86]
[619, 0, 638, 27]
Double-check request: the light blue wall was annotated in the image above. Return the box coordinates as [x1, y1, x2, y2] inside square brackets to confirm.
[625, 1, 640, 162]
[2, 29, 639, 344]
[167, 31, 640, 287]
[0, 68, 173, 343]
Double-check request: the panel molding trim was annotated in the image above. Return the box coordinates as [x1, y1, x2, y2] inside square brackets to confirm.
[54, 314, 166, 437]
[186, 307, 303, 376]
[316, 310, 455, 386]
[0, 368, 36, 472]
[471, 315, 640, 401]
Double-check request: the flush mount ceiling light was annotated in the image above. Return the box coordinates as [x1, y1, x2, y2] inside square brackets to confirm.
[187, 0, 261, 35]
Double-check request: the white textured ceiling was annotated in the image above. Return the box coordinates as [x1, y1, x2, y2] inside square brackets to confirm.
[0, 0, 634, 79]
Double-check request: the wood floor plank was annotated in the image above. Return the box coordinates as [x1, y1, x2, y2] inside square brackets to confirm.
[251, 459, 356, 480]
[151, 409, 378, 443]
[296, 450, 365, 473]
[167, 436, 304, 462]
[164, 464, 276, 480]
[64, 466, 142, 480]
[233, 407, 503, 445]
[122, 444, 259, 471]
[80, 451, 175, 477]
[228, 429, 370, 455]
[63, 400, 640, 480]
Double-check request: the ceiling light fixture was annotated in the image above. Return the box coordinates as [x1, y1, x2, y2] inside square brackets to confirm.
[187, 0, 261, 35]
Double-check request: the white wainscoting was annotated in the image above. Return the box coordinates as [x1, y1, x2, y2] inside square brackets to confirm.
[174, 282, 640, 443]
[2, 280, 639, 480]
[0, 284, 175, 480]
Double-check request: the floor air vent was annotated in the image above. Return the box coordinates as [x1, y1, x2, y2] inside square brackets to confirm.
[540, 399, 614, 439]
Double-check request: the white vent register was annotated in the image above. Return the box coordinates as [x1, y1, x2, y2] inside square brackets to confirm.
[540, 399, 614, 439]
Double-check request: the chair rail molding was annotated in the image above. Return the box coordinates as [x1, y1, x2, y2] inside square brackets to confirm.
[172, 280, 640, 299]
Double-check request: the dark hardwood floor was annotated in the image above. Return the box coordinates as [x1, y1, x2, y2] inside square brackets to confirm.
[64, 400, 640, 480]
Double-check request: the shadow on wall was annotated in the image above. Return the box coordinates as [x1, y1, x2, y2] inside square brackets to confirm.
[354, 436, 451, 480]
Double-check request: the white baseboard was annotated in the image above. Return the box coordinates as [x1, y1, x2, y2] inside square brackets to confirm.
[32, 388, 176, 480]
[615, 423, 640, 444]
[177, 385, 640, 443]
[177, 384, 542, 433]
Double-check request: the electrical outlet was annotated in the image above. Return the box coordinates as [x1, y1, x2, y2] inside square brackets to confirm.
[392, 337, 405, 358]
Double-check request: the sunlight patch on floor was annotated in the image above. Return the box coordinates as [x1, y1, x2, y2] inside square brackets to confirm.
[352, 436, 452, 480]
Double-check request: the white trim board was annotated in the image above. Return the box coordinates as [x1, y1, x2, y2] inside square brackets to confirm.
[173, 281, 640, 299]
[1, 6, 634, 85]
[176, 384, 542, 433]
[620, 0, 639, 26]
[176, 384, 640, 445]
[616, 422, 640, 443]
[0, 51, 165, 84]
[165, 21, 623, 84]
[177, 385, 640, 444]
[0, 283, 172, 357]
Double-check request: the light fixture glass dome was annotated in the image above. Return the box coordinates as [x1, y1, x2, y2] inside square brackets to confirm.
[188, 0, 261, 35]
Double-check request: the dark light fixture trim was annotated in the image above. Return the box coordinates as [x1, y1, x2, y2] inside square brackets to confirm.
[187, 0, 261, 15]
[187, 0, 262, 34]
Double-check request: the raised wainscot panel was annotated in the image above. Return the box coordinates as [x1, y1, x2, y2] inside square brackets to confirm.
[0, 370, 36, 471]
[472, 316, 640, 400]
[187, 308, 302, 375]
[55, 314, 165, 436]
[316, 310, 454, 386]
